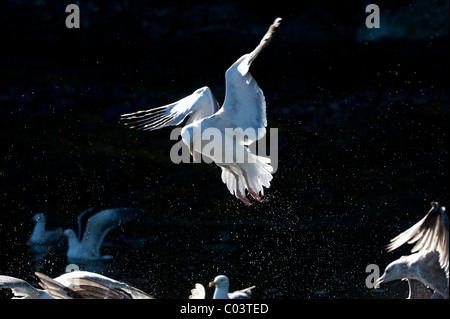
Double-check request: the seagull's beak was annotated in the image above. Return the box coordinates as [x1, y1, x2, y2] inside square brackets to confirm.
[208, 281, 215, 288]
[189, 142, 195, 161]
[374, 276, 385, 289]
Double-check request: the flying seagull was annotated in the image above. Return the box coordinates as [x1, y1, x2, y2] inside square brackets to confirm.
[63, 207, 141, 261]
[374, 250, 448, 299]
[387, 202, 449, 280]
[121, 18, 282, 206]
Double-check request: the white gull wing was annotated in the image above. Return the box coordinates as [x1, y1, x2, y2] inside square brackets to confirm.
[0, 275, 52, 299]
[77, 207, 97, 241]
[36, 272, 131, 299]
[217, 17, 282, 145]
[189, 283, 206, 299]
[78, 207, 141, 259]
[387, 202, 449, 278]
[228, 285, 256, 299]
[120, 86, 219, 131]
[55, 271, 153, 299]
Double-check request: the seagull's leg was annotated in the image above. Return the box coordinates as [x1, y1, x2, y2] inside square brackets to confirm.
[230, 171, 251, 206]
[241, 170, 262, 202]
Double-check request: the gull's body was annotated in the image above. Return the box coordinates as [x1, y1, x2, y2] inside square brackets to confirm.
[29, 213, 63, 245]
[209, 275, 255, 299]
[121, 18, 282, 205]
[64, 207, 140, 261]
[375, 251, 448, 299]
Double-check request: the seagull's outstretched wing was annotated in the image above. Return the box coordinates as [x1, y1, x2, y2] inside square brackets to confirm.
[228, 285, 256, 299]
[189, 283, 206, 299]
[121, 86, 219, 131]
[0, 275, 47, 299]
[387, 202, 449, 278]
[218, 18, 281, 145]
[55, 271, 154, 299]
[36, 272, 130, 299]
[77, 207, 97, 241]
[81, 208, 142, 258]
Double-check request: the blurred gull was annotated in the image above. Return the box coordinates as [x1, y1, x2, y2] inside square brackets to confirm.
[387, 202, 449, 280]
[375, 250, 448, 299]
[35, 271, 154, 299]
[63, 207, 141, 261]
[1, 271, 153, 299]
[0, 275, 52, 299]
[189, 283, 206, 299]
[190, 275, 255, 299]
[121, 18, 282, 206]
[29, 213, 63, 245]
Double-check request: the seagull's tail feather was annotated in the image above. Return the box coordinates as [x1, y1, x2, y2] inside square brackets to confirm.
[241, 154, 273, 196]
[221, 154, 273, 199]
[221, 168, 246, 197]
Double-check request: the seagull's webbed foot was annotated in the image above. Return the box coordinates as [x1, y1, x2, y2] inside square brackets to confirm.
[237, 193, 252, 206]
[241, 170, 262, 203]
[231, 170, 251, 206]
[249, 191, 262, 202]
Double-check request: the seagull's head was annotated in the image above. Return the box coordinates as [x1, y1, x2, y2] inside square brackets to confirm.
[181, 125, 198, 160]
[62, 229, 78, 241]
[374, 257, 410, 288]
[31, 213, 45, 223]
[209, 275, 230, 289]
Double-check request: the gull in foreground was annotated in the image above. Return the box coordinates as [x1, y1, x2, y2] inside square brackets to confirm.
[35, 271, 154, 299]
[189, 275, 255, 299]
[121, 18, 282, 206]
[387, 202, 449, 280]
[0, 275, 52, 299]
[374, 250, 448, 299]
[29, 213, 63, 245]
[63, 207, 141, 261]
[1, 271, 153, 299]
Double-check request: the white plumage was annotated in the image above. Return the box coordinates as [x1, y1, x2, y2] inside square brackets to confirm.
[63, 207, 140, 261]
[387, 202, 449, 279]
[209, 275, 255, 299]
[189, 275, 255, 299]
[0, 271, 153, 299]
[121, 18, 281, 206]
[375, 251, 448, 299]
[0, 275, 52, 299]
